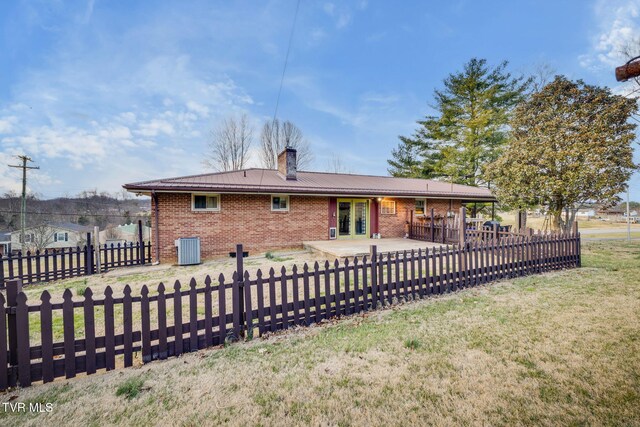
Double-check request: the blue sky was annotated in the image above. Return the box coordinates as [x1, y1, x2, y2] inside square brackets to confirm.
[0, 0, 639, 200]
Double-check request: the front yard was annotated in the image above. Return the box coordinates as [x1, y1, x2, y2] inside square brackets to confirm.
[1, 241, 639, 426]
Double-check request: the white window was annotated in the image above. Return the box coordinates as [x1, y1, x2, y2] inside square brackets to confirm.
[54, 232, 68, 242]
[381, 200, 396, 215]
[22, 233, 34, 243]
[271, 195, 289, 212]
[192, 194, 220, 212]
[415, 199, 426, 216]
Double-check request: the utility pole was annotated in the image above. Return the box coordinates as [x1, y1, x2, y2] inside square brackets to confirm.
[8, 155, 39, 249]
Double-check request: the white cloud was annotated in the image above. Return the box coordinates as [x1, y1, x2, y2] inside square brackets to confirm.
[0, 116, 18, 133]
[323, 3, 335, 15]
[581, 0, 640, 69]
[186, 101, 210, 117]
[321, 1, 352, 29]
[118, 112, 137, 124]
[135, 119, 175, 137]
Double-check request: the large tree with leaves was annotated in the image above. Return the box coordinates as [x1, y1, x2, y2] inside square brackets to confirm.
[389, 58, 529, 186]
[487, 76, 638, 232]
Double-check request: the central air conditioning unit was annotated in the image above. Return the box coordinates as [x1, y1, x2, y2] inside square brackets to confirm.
[175, 237, 201, 266]
[329, 227, 337, 240]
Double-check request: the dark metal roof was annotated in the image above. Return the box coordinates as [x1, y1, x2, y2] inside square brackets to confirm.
[123, 168, 496, 201]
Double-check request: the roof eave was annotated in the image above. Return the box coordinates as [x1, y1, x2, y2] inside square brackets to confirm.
[123, 184, 496, 202]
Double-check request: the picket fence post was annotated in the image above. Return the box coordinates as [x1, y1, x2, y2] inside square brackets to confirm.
[5, 279, 22, 387]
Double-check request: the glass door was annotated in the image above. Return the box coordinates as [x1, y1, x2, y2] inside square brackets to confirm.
[338, 201, 351, 237]
[337, 199, 369, 238]
[353, 200, 368, 236]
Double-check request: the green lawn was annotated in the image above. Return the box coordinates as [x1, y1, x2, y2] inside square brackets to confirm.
[1, 241, 639, 426]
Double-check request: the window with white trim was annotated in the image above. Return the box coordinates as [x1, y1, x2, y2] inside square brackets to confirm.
[415, 199, 426, 215]
[54, 232, 68, 242]
[381, 200, 396, 215]
[192, 194, 220, 211]
[21, 233, 34, 243]
[271, 195, 289, 212]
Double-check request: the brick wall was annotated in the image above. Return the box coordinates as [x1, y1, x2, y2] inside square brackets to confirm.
[150, 193, 464, 263]
[152, 193, 329, 263]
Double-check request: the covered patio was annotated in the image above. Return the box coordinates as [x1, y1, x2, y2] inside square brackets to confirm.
[303, 238, 444, 258]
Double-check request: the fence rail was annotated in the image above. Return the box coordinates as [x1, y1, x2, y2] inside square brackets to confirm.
[0, 232, 580, 390]
[0, 242, 152, 288]
[1, 221, 152, 288]
[410, 207, 544, 244]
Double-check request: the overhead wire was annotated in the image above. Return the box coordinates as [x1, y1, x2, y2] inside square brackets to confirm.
[271, 0, 301, 128]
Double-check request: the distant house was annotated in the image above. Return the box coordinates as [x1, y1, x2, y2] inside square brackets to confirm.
[597, 207, 627, 220]
[0, 231, 10, 256]
[10, 222, 92, 252]
[98, 223, 151, 245]
[576, 208, 596, 219]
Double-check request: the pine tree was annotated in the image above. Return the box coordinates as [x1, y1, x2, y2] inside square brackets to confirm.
[389, 58, 529, 185]
[387, 137, 426, 177]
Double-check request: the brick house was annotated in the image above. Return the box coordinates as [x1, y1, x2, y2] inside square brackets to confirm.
[123, 148, 495, 264]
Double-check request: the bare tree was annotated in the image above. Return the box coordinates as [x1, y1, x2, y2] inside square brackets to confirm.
[25, 223, 56, 252]
[620, 36, 640, 59]
[105, 225, 122, 240]
[326, 154, 353, 174]
[530, 63, 555, 93]
[203, 114, 254, 172]
[260, 119, 313, 170]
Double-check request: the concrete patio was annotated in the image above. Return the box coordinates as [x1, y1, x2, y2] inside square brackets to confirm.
[303, 238, 444, 258]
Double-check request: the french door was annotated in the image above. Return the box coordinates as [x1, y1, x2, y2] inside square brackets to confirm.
[337, 199, 369, 239]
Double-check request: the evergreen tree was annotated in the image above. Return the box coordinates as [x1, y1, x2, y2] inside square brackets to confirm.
[389, 58, 529, 186]
[387, 137, 424, 177]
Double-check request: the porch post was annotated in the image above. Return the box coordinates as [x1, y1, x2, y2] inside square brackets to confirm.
[459, 207, 466, 246]
[409, 210, 414, 239]
[430, 208, 435, 242]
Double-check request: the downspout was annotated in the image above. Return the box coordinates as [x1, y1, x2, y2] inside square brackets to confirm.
[152, 190, 160, 265]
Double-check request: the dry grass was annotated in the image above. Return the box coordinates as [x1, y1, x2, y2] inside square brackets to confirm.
[499, 211, 640, 231]
[1, 241, 639, 426]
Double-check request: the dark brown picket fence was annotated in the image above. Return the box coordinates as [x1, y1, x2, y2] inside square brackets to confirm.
[0, 232, 580, 390]
[0, 241, 152, 288]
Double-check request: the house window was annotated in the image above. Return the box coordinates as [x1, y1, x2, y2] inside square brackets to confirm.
[192, 194, 220, 212]
[22, 233, 34, 243]
[381, 200, 396, 215]
[415, 199, 426, 216]
[271, 195, 289, 212]
[54, 232, 68, 242]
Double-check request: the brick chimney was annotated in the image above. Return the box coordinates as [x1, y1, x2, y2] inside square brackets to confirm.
[277, 147, 297, 180]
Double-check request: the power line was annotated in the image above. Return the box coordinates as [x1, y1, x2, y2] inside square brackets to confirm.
[271, 0, 301, 127]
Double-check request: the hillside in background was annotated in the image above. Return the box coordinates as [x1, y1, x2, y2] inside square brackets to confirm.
[0, 190, 150, 231]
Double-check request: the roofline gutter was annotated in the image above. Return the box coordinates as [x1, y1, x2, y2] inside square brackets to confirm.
[123, 186, 497, 202]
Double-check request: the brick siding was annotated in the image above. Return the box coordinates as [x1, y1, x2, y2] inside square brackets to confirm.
[152, 193, 329, 263]
[151, 193, 463, 263]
